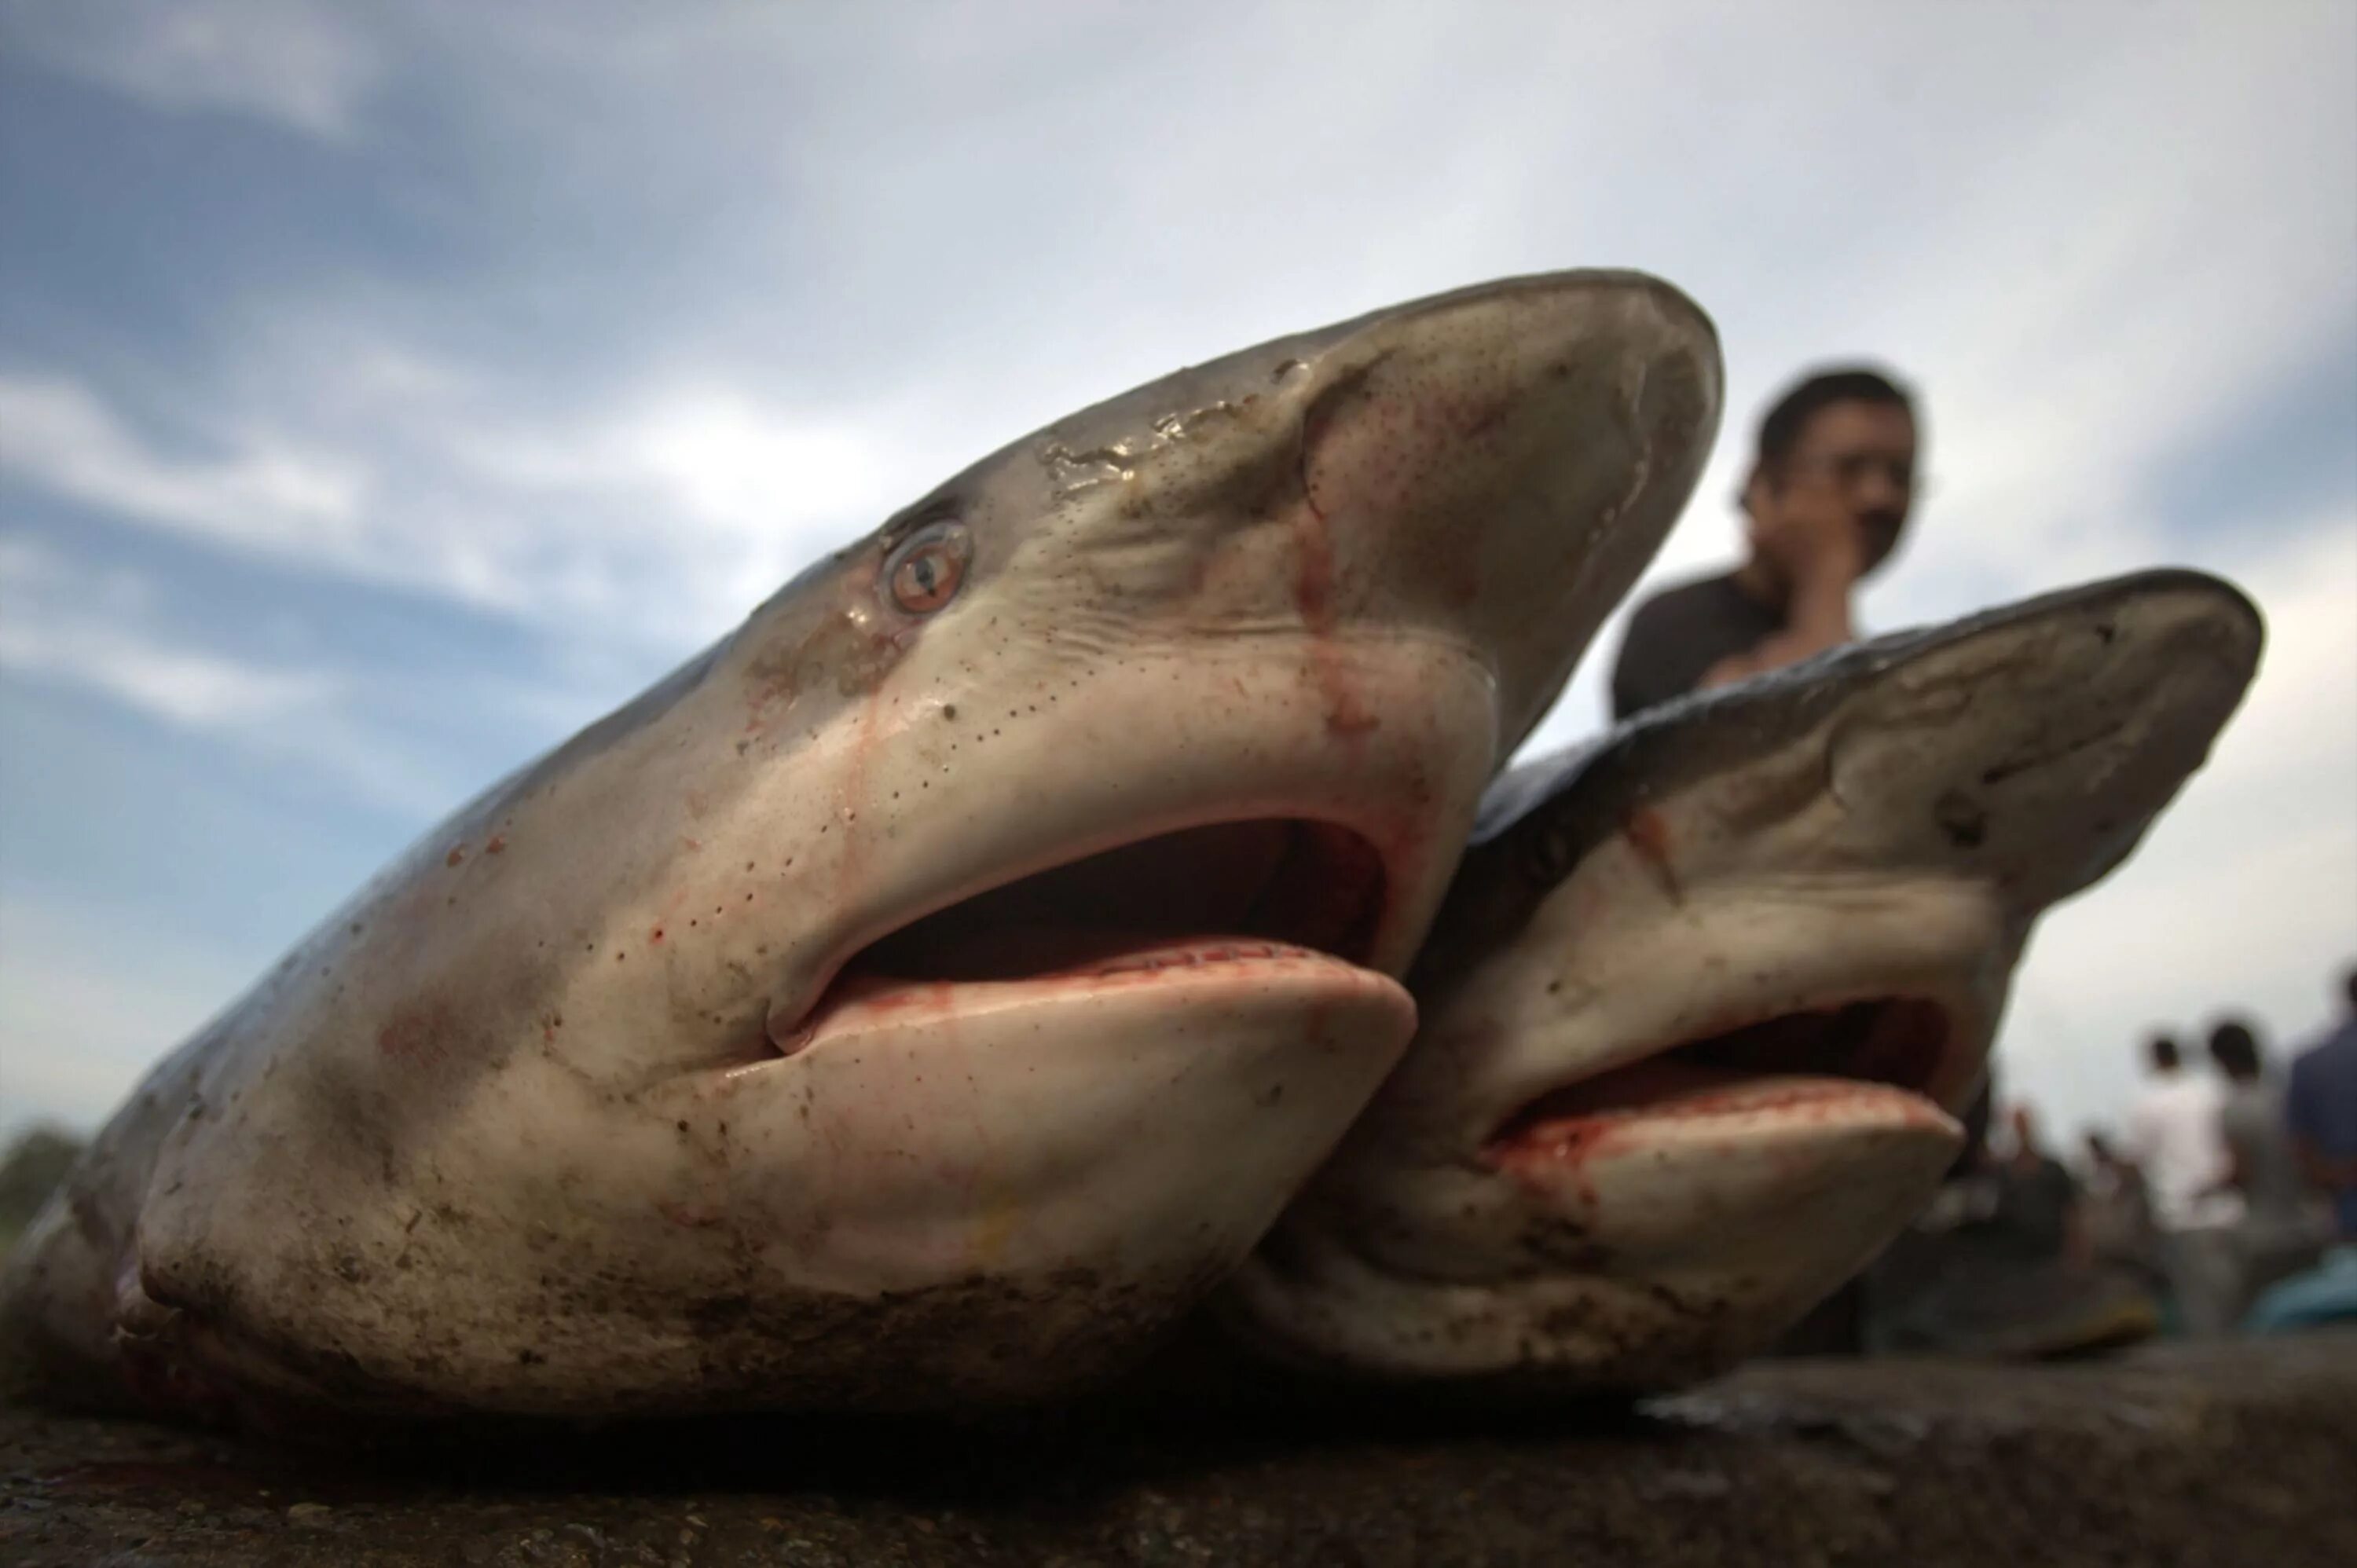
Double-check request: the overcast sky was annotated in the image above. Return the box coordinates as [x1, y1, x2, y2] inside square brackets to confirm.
[2, 1, 2352, 1147]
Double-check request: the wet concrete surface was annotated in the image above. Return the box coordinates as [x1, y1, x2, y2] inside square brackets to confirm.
[3, 1332, 2352, 1566]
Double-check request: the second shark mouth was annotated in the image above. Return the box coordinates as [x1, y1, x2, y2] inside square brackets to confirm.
[778, 819, 1391, 1050]
[1488, 996, 1956, 1157]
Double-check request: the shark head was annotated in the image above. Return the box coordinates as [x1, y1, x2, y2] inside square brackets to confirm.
[4, 271, 1721, 1421]
[1221, 570, 2263, 1393]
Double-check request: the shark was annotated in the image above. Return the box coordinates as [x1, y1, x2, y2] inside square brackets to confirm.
[1219, 569, 2264, 1394]
[0, 270, 1721, 1425]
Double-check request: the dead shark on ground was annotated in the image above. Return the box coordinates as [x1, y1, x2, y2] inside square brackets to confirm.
[0, 270, 1722, 1424]
[1218, 568, 2263, 1395]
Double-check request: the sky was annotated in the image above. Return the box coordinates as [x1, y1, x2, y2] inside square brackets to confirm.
[1, 0, 2352, 1149]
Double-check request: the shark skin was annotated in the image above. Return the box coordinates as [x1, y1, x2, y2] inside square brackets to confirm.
[0, 271, 1721, 1426]
[1220, 569, 2264, 1397]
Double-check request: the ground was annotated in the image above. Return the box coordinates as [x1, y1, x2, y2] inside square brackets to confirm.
[3, 1334, 2352, 1566]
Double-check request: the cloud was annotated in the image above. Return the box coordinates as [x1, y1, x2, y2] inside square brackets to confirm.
[0, 537, 335, 728]
[440, 381, 933, 639]
[0, 538, 471, 817]
[0, 616, 332, 731]
[13, 2, 2348, 668]
[1, 0, 383, 141]
[0, 354, 943, 651]
[604, 391, 899, 548]
[0, 376, 365, 555]
[0, 0, 2349, 1148]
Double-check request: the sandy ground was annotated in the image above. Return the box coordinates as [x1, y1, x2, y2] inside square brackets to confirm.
[2, 1332, 2352, 1566]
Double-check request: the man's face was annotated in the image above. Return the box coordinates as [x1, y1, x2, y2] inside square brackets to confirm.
[1761, 399, 1918, 575]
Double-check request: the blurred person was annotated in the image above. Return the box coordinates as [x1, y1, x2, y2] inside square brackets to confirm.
[2286, 965, 2357, 1240]
[2209, 1019, 2328, 1317]
[1998, 1103, 2081, 1263]
[2079, 1129, 2161, 1288]
[2124, 1032, 2243, 1336]
[1609, 365, 1919, 720]
[1864, 1097, 2156, 1359]
[2244, 969, 2357, 1335]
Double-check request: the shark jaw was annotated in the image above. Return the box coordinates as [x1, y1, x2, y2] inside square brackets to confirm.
[1488, 995, 1964, 1172]
[1469, 881, 1996, 1202]
[768, 816, 1399, 1059]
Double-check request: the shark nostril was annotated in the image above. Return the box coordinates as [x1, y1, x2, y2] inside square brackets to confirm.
[1978, 717, 2131, 787]
[1934, 789, 1987, 849]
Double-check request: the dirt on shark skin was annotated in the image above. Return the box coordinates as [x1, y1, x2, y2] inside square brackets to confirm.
[0, 270, 1723, 1430]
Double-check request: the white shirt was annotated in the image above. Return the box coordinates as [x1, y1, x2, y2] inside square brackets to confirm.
[2125, 1072, 2245, 1231]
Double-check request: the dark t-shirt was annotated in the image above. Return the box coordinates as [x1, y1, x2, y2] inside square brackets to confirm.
[1990, 1155, 2080, 1262]
[1608, 570, 1784, 721]
[2289, 1020, 2357, 1237]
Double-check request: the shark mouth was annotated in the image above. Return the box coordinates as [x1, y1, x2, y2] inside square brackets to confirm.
[1489, 995, 1959, 1159]
[776, 819, 1391, 1051]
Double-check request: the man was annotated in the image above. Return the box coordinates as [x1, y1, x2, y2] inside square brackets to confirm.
[1864, 1100, 2157, 1359]
[2079, 1129, 2161, 1289]
[2124, 1033, 2244, 1336]
[1611, 366, 1919, 720]
[1997, 1104, 2081, 1263]
[2245, 967, 2357, 1333]
[2210, 1019, 2327, 1311]
[2286, 967, 2357, 1241]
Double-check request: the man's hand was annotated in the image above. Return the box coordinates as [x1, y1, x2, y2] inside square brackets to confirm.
[1752, 486, 1868, 605]
[1697, 460, 1876, 693]
[1696, 625, 1842, 691]
[1699, 478, 1868, 691]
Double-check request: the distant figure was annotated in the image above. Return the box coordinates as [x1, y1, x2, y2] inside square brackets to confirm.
[2286, 966, 2357, 1241]
[2245, 969, 2357, 1335]
[2079, 1129, 2161, 1287]
[1863, 1097, 2156, 1359]
[2125, 1032, 2243, 1336]
[1610, 365, 1919, 720]
[1998, 1104, 2081, 1262]
[2210, 1019, 2327, 1312]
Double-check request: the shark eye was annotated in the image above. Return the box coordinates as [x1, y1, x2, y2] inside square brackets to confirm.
[882, 521, 970, 615]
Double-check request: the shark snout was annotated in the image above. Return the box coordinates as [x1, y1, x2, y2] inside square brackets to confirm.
[1297, 271, 1722, 756]
[1827, 569, 2263, 899]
